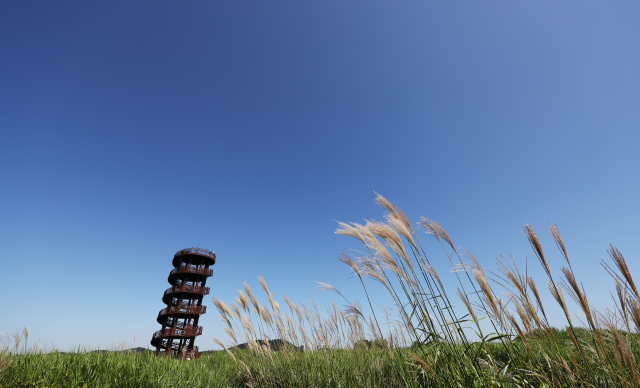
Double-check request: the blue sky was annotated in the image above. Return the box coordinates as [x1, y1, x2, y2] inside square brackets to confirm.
[1, 1, 639, 351]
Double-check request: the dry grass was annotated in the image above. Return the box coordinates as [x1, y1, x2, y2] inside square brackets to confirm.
[204, 195, 640, 387]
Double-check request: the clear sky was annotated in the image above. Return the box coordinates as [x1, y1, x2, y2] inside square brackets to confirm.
[1, 1, 639, 351]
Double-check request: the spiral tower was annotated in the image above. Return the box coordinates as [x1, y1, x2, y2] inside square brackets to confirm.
[151, 247, 216, 359]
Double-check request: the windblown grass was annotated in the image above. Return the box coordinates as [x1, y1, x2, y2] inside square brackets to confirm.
[211, 194, 640, 387]
[4, 194, 640, 387]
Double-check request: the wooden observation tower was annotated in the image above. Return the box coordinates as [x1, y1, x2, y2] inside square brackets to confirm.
[151, 247, 216, 359]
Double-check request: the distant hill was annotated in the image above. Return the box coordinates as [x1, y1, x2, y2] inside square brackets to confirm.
[90, 347, 154, 354]
[199, 349, 223, 355]
[227, 339, 301, 352]
[45, 347, 154, 355]
[48, 342, 301, 356]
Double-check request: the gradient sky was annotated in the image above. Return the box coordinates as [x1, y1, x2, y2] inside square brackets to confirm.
[2, 1, 639, 351]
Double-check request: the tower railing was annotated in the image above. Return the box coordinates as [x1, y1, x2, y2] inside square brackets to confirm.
[164, 283, 210, 297]
[152, 324, 203, 339]
[169, 266, 213, 277]
[158, 304, 207, 317]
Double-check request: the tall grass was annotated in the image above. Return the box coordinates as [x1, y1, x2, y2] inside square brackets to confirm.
[212, 194, 640, 387]
[331, 194, 640, 387]
[211, 275, 426, 387]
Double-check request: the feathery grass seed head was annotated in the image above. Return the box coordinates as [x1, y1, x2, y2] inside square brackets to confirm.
[524, 224, 552, 278]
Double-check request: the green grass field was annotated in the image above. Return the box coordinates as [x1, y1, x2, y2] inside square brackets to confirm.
[2, 329, 638, 388]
